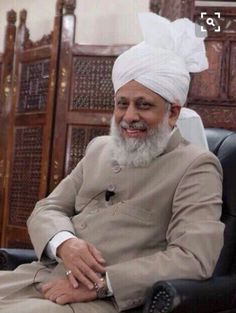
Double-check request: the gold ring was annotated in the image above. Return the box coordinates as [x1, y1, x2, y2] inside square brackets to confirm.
[66, 270, 72, 276]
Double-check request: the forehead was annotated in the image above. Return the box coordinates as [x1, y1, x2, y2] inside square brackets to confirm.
[115, 80, 165, 103]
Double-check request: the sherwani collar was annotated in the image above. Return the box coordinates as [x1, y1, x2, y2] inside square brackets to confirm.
[162, 127, 185, 155]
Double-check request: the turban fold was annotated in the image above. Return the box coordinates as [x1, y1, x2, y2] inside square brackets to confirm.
[112, 13, 208, 106]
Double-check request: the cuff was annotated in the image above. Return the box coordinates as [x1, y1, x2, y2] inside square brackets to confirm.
[106, 272, 114, 296]
[46, 231, 77, 260]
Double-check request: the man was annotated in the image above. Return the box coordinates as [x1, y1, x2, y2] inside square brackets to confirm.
[0, 13, 224, 313]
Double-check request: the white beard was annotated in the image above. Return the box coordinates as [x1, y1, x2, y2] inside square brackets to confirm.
[110, 114, 172, 167]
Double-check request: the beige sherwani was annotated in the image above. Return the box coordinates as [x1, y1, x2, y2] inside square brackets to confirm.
[0, 129, 224, 313]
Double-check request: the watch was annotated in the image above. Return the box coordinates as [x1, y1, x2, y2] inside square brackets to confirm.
[94, 276, 109, 299]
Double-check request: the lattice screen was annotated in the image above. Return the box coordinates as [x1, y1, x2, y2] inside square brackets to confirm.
[66, 126, 109, 174]
[71, 56, 115, 111]
[18, 59, 50, 112]
[9, 127, 43, 226]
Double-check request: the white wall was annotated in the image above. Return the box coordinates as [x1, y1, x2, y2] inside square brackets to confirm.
[0, 0, 150, 53]
[75, 0, 150, 44]
[0, 0, 56, 52]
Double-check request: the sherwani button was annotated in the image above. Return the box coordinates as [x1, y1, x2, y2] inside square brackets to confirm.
[111, 160, 121, 173]
[113, 165, 121, 173]
[107, 184, 115, 192]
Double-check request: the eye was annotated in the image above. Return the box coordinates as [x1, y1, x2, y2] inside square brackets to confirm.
[137, 102, 153, 110]
[116, 99, 128, 109]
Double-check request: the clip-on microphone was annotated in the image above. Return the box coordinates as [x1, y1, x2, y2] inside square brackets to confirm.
[105, 190, 115, 201]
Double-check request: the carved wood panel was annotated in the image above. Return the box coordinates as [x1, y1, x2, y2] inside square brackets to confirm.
[189, 104, 236, 130]
[0, 9, 17, 245]
[0, 59, 3, 245]
[189, 40, 223, 99]
[71, 56, 115, 111]
[0, 62, 2, 113]
[19, 59, 50, 112]
[9, 127, 43, 226]
[161, 0, 194, 20]
[66, 126, 109, 175]
[1, 4, 62, 247]
[229, 42, 236, 99]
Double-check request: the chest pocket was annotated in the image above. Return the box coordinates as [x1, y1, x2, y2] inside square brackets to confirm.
[114, 201, 156, 224]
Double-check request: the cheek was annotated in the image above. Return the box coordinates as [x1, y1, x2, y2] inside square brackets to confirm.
[113, 109, 123, 124]
[143, 115, 163, 128]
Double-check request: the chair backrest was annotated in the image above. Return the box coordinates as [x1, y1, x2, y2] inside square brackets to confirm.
[205, 128, 236, 276]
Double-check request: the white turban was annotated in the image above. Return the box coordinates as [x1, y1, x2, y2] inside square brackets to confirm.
[112, 13, 208, 106]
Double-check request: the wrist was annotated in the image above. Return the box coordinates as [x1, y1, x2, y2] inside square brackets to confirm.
[57, 237, 77, 258]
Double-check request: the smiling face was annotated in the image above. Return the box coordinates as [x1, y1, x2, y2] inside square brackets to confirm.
[114, 80, 180, 139]
[110, 80, 181, 167]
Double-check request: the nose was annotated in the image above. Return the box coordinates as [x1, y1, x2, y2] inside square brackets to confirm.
[123, 104, 140, 123]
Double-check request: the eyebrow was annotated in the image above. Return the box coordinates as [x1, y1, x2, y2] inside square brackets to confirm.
[116, 96, 152, 102]
[116, 96, 128, 101]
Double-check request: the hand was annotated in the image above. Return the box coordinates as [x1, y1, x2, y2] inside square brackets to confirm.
[57, 238, 106, 290]
[41, 278, 97, 304]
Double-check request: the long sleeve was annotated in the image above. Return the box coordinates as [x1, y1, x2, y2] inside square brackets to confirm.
[27, 159, 84, 260]
[106, 153, 224, 311]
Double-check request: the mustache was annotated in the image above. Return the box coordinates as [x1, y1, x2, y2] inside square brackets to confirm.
[120, 120, 148, 131]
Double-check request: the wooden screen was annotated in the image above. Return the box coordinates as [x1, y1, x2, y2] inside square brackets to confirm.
[49, 1, 130, 191]
[0, 51, 3, 247]
[0, 10, 17, 246]
[1, 3, 62, 247]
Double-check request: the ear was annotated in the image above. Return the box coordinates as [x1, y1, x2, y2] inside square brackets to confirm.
[168, 104, 181, 128]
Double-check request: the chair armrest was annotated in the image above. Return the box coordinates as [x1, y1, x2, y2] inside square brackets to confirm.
[0, 248, 37, 270]
[143, 277, 236, 313]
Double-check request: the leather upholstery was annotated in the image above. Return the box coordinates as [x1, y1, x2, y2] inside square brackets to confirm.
[0, 248, 37, 270]
[206, 129, 236, 276]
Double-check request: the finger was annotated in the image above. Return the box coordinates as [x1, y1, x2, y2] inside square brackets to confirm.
[81, 252, 106, 273]
[41, 282, 53, 294]
[67, 273, 79, 288]
[79, 261, 105, 287]
[88, 244, 106, 264]
[44, 288, 57, 301]
[73, 266, 94, 290]
[56, 294, 68, 305]
[44, 285, 65, 302]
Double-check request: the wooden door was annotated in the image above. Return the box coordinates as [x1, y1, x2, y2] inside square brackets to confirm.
[1, 2, 62, 247]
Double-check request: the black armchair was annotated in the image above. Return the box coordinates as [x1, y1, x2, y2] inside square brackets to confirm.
[1, 128, 236, 313]
[143, 128, 236, 313]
